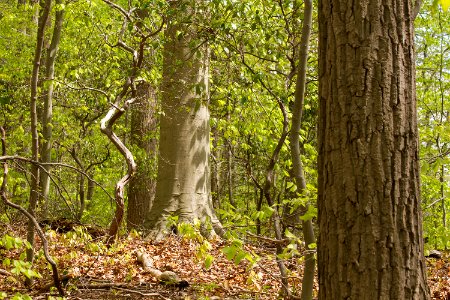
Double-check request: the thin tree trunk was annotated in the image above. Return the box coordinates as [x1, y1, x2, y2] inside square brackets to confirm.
[262, 100, 290, 297]
[226, 104, 234, 208]
[227, 141, 234, 208]
[211, 124, 221, 210]
[1, 127, 64, 296]
[39, 0, 64, 218]
[87, 175, 95, 203]
[289, 1, 315, 299]
[26, 0, 52, 286]
[77, 174, 85, 221]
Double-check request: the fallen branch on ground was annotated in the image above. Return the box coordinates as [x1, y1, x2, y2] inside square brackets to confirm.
[136, 250, 189, 288]
[0, 269, 12, 276]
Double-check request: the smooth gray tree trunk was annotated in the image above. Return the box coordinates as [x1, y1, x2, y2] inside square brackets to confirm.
[39, 0, 64, 218]
[26, 0, 52, 286]
[289, 1, 315, 299]
[144, 0, 223, 240]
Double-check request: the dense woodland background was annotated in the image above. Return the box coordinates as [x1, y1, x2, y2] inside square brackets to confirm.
[0, 0, 449, 299]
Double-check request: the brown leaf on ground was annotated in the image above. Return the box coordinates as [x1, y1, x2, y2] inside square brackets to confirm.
[0, 229, 449, 299]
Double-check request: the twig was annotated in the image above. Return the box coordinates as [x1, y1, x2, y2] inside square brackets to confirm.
[426, 197, 445, 209]
[0, 269, 12, 276]
[0, 155, 113, 200]
[246, 231, 290, 245]
[111, 287, 170, 299]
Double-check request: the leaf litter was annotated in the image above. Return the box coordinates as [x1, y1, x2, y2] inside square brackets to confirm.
[0, 227, 449, 299]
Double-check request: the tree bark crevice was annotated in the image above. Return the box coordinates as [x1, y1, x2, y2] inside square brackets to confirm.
[318, 0, 430, 298]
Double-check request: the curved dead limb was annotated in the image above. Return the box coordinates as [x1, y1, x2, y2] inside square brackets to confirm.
[0, 127, 64, 296]
[101, 96, 137, 246]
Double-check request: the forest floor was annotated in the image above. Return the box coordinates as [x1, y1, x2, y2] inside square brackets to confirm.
[1, 224, 450, 300]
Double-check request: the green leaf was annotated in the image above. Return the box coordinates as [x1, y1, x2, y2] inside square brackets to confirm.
[222, 246, 237, 261]
[204, 254, 214, 269]
[3, 258, 10, 266]
[233, 250, 247, 264]
[307, 243, 317, 249]
[284, 229, 297, 240]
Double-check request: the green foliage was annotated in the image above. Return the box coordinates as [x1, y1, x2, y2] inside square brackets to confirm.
[436, 0, 450, 11]
[10, 293, 32, 300]
[0, 234, 31, 250]
[170, 220, 216, 269]
[222, 238, 259, 267]
[416, 2, 450, 250]
[0, 234, 41, 281]
[0, 0, 448, 267]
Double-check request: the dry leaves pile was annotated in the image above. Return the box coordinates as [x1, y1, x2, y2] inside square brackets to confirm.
[0, 227, 449, 299]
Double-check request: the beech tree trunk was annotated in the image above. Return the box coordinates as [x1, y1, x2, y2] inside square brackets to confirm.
[127, 82, 157, 231]
[144, 0, 223, 240]
[39, 0, 64, 217]
[318, 0, 430, 299]
[26, 0, 52, 286]
[289, 0, 315, 299]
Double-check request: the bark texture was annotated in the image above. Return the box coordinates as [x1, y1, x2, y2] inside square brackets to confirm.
[127, 82, 158, 231]
[318, 0, 430, 299]
[144, 0, 223, 240]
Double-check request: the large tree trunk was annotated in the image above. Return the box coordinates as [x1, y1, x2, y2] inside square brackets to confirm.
[144, 0, 223, 240]
[127, 82, 158, 231]
[318, 0, 430, 299]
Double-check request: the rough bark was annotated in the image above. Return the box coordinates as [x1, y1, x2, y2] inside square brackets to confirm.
[318, 0, 430, 299]
[144, 0, 223, 240]
[127, 82, 158, 231]
[99, 0, 164, 243]
[26, 0, 52, 286]
[289, 1, 315, 299]
[39, 0, 64, 218]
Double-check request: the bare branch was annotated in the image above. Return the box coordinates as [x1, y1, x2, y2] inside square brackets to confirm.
[0, 155, 113, 200]
[102, 0, 132, 22]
